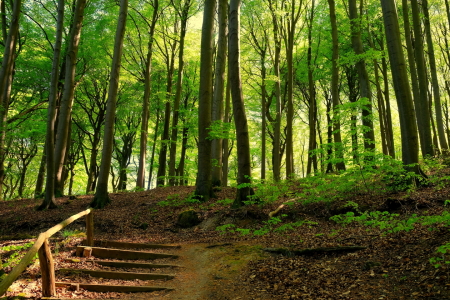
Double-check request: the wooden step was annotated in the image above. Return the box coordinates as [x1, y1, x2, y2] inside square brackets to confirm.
[59, 269, 175, 280]
[88, 260, 181, 269]
[55, 282, 173, 292]
[85, 240, 180, 249]
[76, 246, 179, 260]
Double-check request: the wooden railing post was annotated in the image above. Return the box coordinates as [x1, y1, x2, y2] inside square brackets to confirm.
[0, 208, 92, 297]
[38, 239, 55, 297]
[86, 211, 94, 247]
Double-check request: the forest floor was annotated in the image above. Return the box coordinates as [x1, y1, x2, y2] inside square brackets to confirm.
[1, 174, 450, 299]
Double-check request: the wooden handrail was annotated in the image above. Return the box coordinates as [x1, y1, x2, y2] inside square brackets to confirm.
[0, 208, 93, 296]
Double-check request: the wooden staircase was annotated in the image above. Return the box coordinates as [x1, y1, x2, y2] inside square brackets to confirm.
[56, 240, 180, 294]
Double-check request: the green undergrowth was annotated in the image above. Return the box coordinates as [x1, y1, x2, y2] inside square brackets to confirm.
[1, 242, 36, 272]
[216, 215, 318, 237]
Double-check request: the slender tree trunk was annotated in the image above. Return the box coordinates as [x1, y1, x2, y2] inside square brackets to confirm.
[156, 40, 176, 187]
[349, 0, 375, 154]
[325, 95, 333, 173]
[268, 0, 282, 181]
[54, 0, 86, 197]
[381, 53, 395, 157]
[422, 0, 448, 153]
[261, 55, 267, 181]
[136, 0, 159, 189]
[39, 0, 64, 207]
[211, 0, 228, 187]
[91, 0, 128, 208]
[147, 105, 161, 189]
[229, 0, 254, 207]
[306, 5, 317, 175]
[34, 147, 46, 198]
[0, 0, 21, 201]
[380, 0, 422, 175]
[410, 0, 434, 157]
[85, 131, 101, 193]
[194, 0, 216, 201]
[222, 80, 231, 186]
[328, 0, 345, 171]
[169, 0, 192, 186]
[285, 0, 303, 178]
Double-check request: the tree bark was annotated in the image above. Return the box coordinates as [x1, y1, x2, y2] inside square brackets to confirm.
[54, 0, 86, 197]
[0, 0, 21, 201]
[410, 0, 434, 157]
[34, 144, 47, 198]
[222, 80, 231, 187]
[306, 3, 317, 175]
[327, 0, 345, 171]
[349, 0, 375, 154]
[284, 0, 303, 178]
[156, 23, 177, 187]
[211, 0, 228, 187]
[422, 0, 448, 153]
[229, 0, 254, 208]
[380, 0, 421, 174]
[169, 0, 193, 186]
[194, 0, 216, 201]
[136, 0, 159, 189]
[91, 0, 128, 208]
[39, 0, 64, 207]
[267, 0, 282, 181]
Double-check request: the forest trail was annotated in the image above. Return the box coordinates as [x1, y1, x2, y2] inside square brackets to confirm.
[119, 242, 266, 300]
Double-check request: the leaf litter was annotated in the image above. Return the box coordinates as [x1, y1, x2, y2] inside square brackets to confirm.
[0, 182, 450, 299]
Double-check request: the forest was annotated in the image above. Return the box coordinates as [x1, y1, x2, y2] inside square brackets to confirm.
[0, 0, 448, 205]
[3, 0, 450, 298]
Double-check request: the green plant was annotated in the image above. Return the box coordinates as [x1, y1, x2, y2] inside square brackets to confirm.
[216, 198, 234, 206]
[1, 242, 35, 269]
[61, 229, 85, 238]
[430, 243, 450, 268]
[331, 209, 450, 234]
[215, 224, 236, 234]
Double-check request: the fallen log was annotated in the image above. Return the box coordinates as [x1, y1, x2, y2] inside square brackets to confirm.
[263, 246, 366, 256]
[268, 199, 298, 218]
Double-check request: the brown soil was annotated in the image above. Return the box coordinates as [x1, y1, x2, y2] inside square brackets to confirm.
[1, 183, 450, 299]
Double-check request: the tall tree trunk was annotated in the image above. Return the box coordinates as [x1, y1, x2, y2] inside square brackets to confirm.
[211, 0, 228, 187]
[194, 0, 216, 201]
[169, 0, 192, 186]
[380, 0, 422, 175]
[285, 0, 303, 178]
[306, 4, 317, 175]
[136, 0, 159, 189]
[268, 0, 282, 181]
[91, 0, 128, 208]
[260, 54, 267, 181]
[349, 0, 375, 154]
[328, 0, 345, 171]
[0, 0, 21, 201]
[34, 146, 46, 198]
[222, 80, 231, 186]
[39, 0, 64, 208]
[325, 93, 333, 173]
[422, 0, 448, 153]
[381, 52, 395, 157]
[147, 105, 161, 189]
[156, 35, 177, 187]
[410, 0, 434, 157]
[85, 131, 101, 193]
[54, 0, 86, 197]
[229, 0, 254, 207]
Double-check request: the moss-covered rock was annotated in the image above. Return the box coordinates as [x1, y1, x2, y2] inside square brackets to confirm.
[176, 209, 201, 228]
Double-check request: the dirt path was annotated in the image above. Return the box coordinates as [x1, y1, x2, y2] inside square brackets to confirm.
[126, 242, 267, 300]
